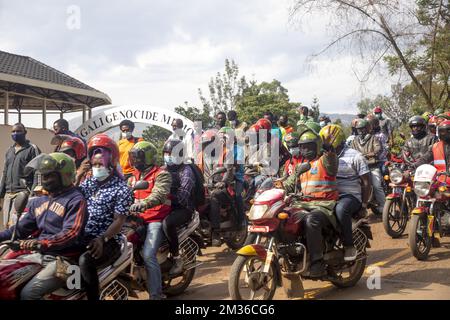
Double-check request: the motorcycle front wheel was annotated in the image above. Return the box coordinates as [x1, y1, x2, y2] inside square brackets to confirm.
[409, 215, 432, 260]
[382, 198, 409, 238]
[228, 255, 278, 300]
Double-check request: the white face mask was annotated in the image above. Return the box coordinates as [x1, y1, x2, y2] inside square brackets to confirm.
[92, 166, 111, 181]
[121, 131, 132, 139]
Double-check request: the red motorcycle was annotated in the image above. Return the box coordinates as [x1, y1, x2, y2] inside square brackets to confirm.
[382, 158, 415, 238]
[409, 164, 450, 260]
[228, 163, 372, 300]
[0, 192, 133, 300]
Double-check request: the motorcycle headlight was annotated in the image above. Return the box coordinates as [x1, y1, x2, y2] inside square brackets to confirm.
[390, 170, 404, 184]
[248, 204, 269, 220]
[414, 182, 431, 197]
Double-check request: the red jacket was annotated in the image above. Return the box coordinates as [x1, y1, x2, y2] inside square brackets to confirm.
[131, 166, 172, 223]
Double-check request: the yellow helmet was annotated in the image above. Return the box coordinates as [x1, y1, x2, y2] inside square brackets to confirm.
[319, 124, 346, 149]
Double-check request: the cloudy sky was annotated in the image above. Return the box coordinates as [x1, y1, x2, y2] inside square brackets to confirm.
[0, 0, 394, 122]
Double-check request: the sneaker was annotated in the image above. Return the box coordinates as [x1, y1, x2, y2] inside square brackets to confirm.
[309, 260, 326, 278]
[169, 256, 184, 276]
[211, 232, 222, 247]
[344, 246, 357, 262]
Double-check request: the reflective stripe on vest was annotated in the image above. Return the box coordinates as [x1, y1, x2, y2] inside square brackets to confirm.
[432, 141, 446, 172]
[299, 158, 338, 201]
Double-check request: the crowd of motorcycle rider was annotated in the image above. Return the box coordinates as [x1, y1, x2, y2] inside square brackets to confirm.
[0, 104, 450, 300]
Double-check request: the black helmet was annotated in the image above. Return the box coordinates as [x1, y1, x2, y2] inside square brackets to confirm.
[163, 138, 184, 157]
[408, 116, 426, 128]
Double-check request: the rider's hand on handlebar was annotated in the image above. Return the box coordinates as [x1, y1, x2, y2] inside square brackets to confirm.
[274, 179, 284, 189]
[130, 202, 147, 213]
[19, 239, 39, 250]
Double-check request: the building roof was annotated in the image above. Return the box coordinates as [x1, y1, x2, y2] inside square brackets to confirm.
[0, 50, 111, 111]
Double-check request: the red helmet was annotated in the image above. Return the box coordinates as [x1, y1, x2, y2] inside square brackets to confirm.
[373, 106, 382, 113]
[252, 118, 272, 132]
[59, 137, 86, 161]
[201, 129, 218, 145]
[87, 134, 119, 167]
[438, 120, 450, 130]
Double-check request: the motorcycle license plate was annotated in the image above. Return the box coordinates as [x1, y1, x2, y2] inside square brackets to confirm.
[393, 187, 403, 194]
[248, 225, 269, 233]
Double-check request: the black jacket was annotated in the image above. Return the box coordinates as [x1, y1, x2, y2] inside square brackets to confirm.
[402, 134, 437, 166]
[0, 140, 40, 197]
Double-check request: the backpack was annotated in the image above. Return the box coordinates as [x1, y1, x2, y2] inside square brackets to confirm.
[188, 163, 206, 208]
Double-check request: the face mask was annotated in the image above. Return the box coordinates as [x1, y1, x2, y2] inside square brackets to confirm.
[289, 147, 300, 157]
[92, 166, 111, 181]
[230, 120, 237, 129]
[121, 132, 132, 140]
[11, 132, 26, 143]
[319, 121, 326, 128]
[164, 155, 174, 166]
[375, 114, 382, 120]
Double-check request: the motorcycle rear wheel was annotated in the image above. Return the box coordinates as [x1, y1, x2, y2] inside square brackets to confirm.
[228, 255, 277, 300]
[382, 198, 409, 238]
[330, 257, 366, 288]
[163, 268, 196, 297]
[409, 215, 432, 261]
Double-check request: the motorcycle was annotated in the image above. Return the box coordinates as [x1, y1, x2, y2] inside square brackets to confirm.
[195, 167, 248, 250]
[0, 192, 133, 300]
[409, 164, 450, 260]
[228, 163, 372, 300]
[382, 160, 416, 238]
[125, 180, 202, 297]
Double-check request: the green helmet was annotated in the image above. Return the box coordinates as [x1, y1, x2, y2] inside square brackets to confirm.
[435, 108, 444, 116]
[355, 119, 369, 129]
[305, 120, 321, 135]
[26, 153, 76, 187]
[129, 141, 157, 166]
[284, 132, 301, 148]
[298, 130, 322, 155]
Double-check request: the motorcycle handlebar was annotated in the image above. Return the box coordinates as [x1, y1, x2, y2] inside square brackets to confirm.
[1, 240, 41, 251]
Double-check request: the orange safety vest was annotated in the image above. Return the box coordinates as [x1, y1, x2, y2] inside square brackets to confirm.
[299, 157, 338, 201]
[284, 156, 303, 176]
[432, 141, 447, 172]
[432, 141, 450, 184]
[130, 166, 172, 223]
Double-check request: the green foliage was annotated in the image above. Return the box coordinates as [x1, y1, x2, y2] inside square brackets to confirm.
[310, 97, 320, 122]
[235, 79, 301, 127]
[142, 125, 171, 166]
[175, 102, 214, 128]
[198, 59, 248, 114]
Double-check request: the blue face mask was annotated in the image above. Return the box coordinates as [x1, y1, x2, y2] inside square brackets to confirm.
[11, 132, 26, 143]
[319, 121, 326, 128]
[164, 155, 174, 166]
[92, 166, 110, 181]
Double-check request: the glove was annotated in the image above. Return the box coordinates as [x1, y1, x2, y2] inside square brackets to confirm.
[130, 202, 147, 213]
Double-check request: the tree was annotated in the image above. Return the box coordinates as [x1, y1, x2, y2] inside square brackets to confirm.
[235, 79, 301, 126]
[142, 125, 171, 165]
[291, 0, 450, 110]
[198, 59, 248, 115]
[310, 97, 320, 122]
[175, 101, 214, 129]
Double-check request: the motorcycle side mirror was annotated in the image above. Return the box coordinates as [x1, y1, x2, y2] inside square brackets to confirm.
[14, 192, 29, 217]
[212, 167, 227, 177]
[19, 178, 27, 189]
[295, 162, 311, 176]
[133, 180, 149, 191]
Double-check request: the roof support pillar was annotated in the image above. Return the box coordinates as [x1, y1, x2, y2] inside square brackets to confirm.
[42, 98, 47, 129]
[82, 105, 86, 123]
[4, 91, 9, 125]
[88, 107, 92, 120]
